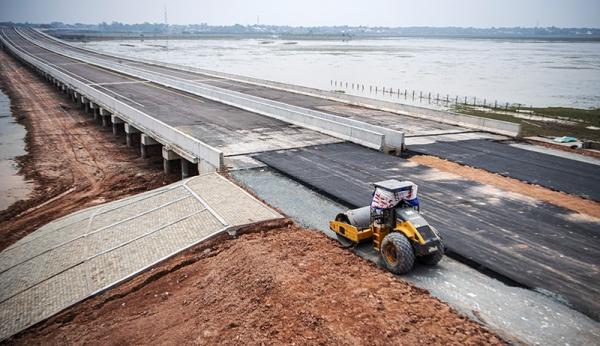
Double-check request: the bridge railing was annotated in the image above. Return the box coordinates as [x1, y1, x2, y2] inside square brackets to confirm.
[1, 31, 224, 171]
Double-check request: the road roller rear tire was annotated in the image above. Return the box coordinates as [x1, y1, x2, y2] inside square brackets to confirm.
[380, 233, 415, 274]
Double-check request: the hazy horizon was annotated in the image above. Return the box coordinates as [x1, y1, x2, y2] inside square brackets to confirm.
[1, 0, 599, 28]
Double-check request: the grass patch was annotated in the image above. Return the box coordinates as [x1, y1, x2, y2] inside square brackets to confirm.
[452, 104, 600, 141]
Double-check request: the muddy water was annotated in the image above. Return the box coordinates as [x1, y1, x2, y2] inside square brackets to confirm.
[0, 89, 32, 211]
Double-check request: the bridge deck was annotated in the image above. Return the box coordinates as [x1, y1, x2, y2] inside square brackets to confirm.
[2, 28, 339, 157]
[26, 28, 491, 141]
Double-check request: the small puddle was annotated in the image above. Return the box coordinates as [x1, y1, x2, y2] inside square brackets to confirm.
[0, 88, 33, 211]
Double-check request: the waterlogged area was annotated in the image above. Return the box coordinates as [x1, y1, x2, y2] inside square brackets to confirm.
[78, 37, 600, 109]
[0, 88, 31, 211]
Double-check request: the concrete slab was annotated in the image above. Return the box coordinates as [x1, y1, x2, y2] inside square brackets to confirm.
[0, 173, 281, 340]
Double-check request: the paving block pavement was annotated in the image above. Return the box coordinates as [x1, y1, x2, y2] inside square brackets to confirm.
[0, 173, 281, 340]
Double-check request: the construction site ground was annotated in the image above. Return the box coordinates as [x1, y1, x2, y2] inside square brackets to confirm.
[6, 223, 504, 346]
[256, 142, 600, 320]
[1, 38, 600, 345]
[232, 168, 600, 346]
[0, 45, 505, 344]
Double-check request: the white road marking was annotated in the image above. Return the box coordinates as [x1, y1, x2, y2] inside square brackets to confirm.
[7, 29, 146, 108]
[90, 80, 150, 86]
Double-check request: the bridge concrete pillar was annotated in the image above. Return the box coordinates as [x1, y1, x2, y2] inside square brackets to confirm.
[124, 123, 140, 147]
[111, 115, 124, 136]
[80, 96, 88, 112]
[161, 146, 180, 175]
[99, 108, 111, 127]
[89, 101, 97, 118]
[181, 159, 190, 179]
[142, 134, 160, 158]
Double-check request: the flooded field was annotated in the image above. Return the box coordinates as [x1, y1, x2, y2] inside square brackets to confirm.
[0, 88, 31, 211]
[78, 37, 600, 109]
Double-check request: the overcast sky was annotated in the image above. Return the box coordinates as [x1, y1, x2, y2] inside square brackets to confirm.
[1, 0, 599, 27]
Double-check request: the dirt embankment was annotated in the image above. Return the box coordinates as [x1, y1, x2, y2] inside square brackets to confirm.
[0, 49, 178, 250]
[8, 224, 504, 345]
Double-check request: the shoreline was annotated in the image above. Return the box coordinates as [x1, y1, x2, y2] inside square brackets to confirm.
[0, 84, 33, 210]
[0, 49, 178, 250]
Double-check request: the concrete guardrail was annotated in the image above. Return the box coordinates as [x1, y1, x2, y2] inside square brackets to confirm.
[185, 70, 522, 138]
[1, 31, 224, 172]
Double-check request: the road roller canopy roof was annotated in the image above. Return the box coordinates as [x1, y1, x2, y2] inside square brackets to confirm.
[373, 179, 416, 193]
[371, 180, 418, 209]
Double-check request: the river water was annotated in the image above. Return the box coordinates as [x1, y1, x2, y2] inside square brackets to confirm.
[78, 37, 600, 109]
[0, 88, 32, 211]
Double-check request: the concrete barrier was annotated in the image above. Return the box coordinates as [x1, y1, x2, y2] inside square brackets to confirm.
[1, 31, 224, 172]
[36, 30, 520, 138]
[185, 71, 522, 138]
[26, 29, 402, 151]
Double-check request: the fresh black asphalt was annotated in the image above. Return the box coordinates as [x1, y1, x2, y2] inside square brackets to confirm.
[256, 142, 600, 320]
[409, 139, 600, 201]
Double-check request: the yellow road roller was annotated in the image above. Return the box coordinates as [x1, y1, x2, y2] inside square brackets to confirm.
[329, 179, 444, 274]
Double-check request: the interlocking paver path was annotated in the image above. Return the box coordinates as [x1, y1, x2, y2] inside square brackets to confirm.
[0, 173, 281, 340]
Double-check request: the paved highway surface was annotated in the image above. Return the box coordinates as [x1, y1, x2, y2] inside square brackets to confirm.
[257, 143, 600, 320]
[21, 27, 486, 140]
[410, 138, 600, 201]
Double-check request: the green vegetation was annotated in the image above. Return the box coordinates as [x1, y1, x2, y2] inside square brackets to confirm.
[453, 104, 600, 141]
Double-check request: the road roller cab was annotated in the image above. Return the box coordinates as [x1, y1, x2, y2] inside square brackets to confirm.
[329, 179, 444, 274]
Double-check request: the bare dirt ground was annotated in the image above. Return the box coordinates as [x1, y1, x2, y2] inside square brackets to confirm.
[7, 222, 504, 345]
[0, 50, 178, 250]
[410, 155, 600, 219]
